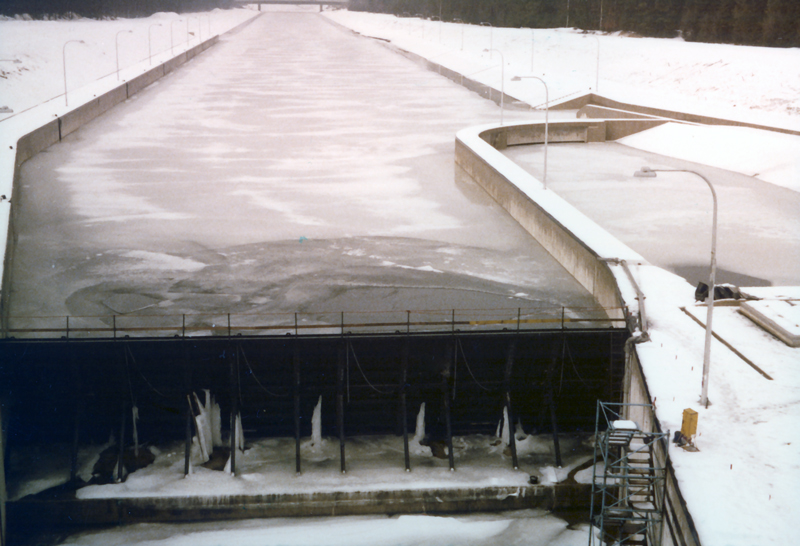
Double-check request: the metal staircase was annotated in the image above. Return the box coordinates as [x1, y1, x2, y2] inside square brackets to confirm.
[589, 402, 669, 546]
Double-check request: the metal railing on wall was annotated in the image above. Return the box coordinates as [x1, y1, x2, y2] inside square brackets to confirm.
[3, 305, 628, 340]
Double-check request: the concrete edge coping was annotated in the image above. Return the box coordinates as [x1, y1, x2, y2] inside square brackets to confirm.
[456, 121, 646, 266]
[7, 483, 592, 526]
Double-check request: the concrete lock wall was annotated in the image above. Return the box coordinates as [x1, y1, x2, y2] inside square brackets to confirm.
[454, 124, 626, 317]
[625, 350, 702, 546]
[455, 119, 702, 546]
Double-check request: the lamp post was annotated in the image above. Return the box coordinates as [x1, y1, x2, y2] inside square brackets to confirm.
[584, 34, 600, 92]
[115, 30, 132, 80]
[480, 22, 492, 56]
[633, 167, 718, 408]
[530, 28, 535, 72]
[438, 1, 443, 43]
[170, 19, 182, 56]
[62, 39, 85, 107]
[453, 18, 464, 50]
[149, 23, 162, 65]
[484, 49, 505, 125]
[512, 75, 549, 188]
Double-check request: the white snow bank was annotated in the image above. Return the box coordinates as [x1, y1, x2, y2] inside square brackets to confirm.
[619, 122, 800, 193]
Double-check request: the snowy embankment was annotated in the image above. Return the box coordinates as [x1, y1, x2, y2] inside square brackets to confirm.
[324, 10, 800, 193]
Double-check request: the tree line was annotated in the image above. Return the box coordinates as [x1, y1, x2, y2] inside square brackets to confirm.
[0, 0, 231, 19]
[348, 0, 800, 47]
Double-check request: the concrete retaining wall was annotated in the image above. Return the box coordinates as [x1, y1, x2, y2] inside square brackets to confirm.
[7, 483, 591, 531]
[624, 349, 702, 546]
[454, 121, 647, 317]
[456, 118, 701, 546]
[562, 93, 800, 137]
[126, 64, 167, 97]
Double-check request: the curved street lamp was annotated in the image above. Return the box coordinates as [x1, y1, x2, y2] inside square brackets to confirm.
[512, 75, 549, 188]
[63, 39, 85, 107]
[170, 19, 183, 56]
[148, 23, 162, 65]
[484, 49, 504, 125]
[633, 167, 718, 408]
[584, 34, 600, 92]
[480, 22, 493, 56]
[115, 29, 133, 80]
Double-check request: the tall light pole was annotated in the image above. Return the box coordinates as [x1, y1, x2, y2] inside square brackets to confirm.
[484, 49, 505, 125]
[115, 29, 132, 80]
[438, 0, 443, 43]
[512, 75, 549, 188]
[149, 23, 162, 65]
[530, 28, 535, 72]
[633, 167, 718, 408]
[170, 19, 182, 56]
[62, 39, 85, 107]
[453, 18, 465, 50]
[584, 34, 600, 92]
[480, 22, 493, 56]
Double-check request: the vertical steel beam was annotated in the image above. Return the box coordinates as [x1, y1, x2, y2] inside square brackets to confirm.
[504, 338, 519, 469]
[116, 343, 128, 483]
[229, 341, 238, 476]
[69, 347, 81, 484]
[442, 340, 455, 471]
[183, 317, 192, 477]
[547, 338, 563, 467]
[117, 399, 127, 483]
[293, 339, 302, 475]
[401, 337, 411, 472]
[337, 340, 346, 474]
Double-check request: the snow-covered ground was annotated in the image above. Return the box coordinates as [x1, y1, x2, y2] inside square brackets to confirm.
[323, 10, 800, 193]
[0, 8, 258, 117]
[2, 6, 799, 546]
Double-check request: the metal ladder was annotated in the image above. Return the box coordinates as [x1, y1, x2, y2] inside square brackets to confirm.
[589, 402, 669, 546]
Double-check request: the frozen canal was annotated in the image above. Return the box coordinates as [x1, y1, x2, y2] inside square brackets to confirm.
[504, 142, 800, 288]
[8, 12, 600, 332]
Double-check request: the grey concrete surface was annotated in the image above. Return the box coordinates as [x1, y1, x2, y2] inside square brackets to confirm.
[8, 12, 599, 333]
[504, 142, 800, 288]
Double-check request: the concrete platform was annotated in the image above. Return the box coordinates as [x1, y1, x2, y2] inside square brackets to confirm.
[7, 483, 590, 530]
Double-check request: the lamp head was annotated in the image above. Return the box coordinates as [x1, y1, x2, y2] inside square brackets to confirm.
[511, 76, 522, 81]
[633, 166, 657, 178]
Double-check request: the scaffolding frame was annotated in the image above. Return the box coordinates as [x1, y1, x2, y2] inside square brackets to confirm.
[589, 402, 669, 546]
